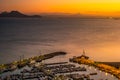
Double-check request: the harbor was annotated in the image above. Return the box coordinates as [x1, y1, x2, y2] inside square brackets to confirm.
[0, 51, 119, 80]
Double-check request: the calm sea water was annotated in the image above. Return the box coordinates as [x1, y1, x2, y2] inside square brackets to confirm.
[0, 18, 120, 64]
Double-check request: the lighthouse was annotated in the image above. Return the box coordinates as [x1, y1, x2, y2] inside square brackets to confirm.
[77, 50, 89, 59]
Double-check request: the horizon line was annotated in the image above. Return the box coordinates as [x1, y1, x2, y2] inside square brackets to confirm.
[1, 10, 120, 17]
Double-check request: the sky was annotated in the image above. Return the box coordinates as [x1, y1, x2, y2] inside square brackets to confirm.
[1, 0, 120, 16]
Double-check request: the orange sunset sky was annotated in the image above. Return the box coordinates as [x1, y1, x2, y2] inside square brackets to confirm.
[1, 0, 120, 16]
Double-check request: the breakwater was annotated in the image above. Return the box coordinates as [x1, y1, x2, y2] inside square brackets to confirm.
[0, 52, 67, 74]
[70, 56, 120, 79]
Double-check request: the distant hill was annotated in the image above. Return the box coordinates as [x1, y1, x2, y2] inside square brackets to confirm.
[0, 11, 42, 18]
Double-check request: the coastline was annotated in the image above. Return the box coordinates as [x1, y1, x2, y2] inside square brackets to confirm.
[0, 51, 119, 80]
[69, 56, 120, 79]
[0, 52, 67, 73]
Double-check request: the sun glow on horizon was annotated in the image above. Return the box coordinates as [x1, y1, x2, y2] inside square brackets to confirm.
[1, 0, 120, 16]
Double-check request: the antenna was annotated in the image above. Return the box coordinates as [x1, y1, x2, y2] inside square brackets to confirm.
[39, 50, 41, 56]
[83, 49, 86, 55]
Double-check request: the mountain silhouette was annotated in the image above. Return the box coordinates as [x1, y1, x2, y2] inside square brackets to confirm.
[0, 11, 41, 18]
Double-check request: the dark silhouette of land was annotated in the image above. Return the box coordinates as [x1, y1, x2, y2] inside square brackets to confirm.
[99, 62, 120, 69]
[1, 11, 119, 19]
[0, 11, 42, 18]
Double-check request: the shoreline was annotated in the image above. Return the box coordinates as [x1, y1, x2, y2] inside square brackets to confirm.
[69, 56, 120, 79]
[0, 51, 67, 74]
[0, 51, 119, 80]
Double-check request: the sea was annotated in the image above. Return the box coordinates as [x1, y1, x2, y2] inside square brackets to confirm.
[0, 17, 120, 64]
